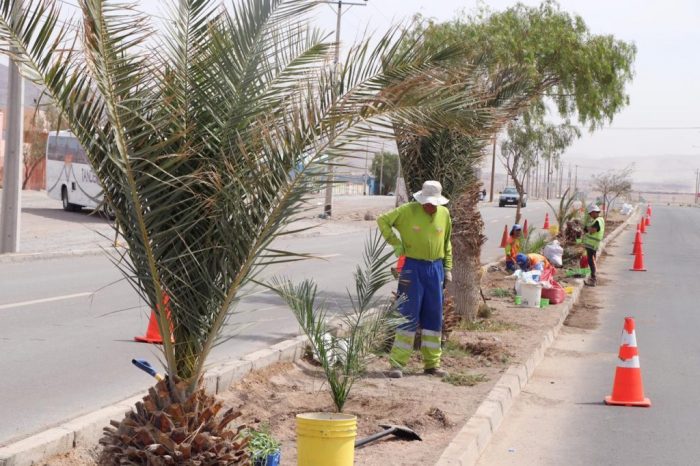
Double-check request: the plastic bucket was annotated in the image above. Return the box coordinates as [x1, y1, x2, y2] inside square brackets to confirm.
[540, 298, 550, 308]
[519, 283, 542, 308]
[514, 295, 522, 305]
[296, 413, 357, 466]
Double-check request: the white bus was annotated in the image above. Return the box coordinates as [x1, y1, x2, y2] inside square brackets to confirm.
[45, 131, 103, 212]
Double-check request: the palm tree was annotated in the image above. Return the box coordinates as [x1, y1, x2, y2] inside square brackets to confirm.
[397, 66, 535, 321]
[0, 0, 483, 460]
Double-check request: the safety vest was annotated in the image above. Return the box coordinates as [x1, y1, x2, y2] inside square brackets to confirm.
[583, 215, 605, 251]
[505, 236, 520, 260]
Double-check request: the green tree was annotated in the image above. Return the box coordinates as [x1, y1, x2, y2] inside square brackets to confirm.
[501, 118, 580, 223]
[399, 1, 635, 320]
[371, 151, 399, 195]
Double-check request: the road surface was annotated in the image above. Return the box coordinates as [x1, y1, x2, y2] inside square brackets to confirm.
[0, 198, 548, 445]
[478, 205, 700, 465]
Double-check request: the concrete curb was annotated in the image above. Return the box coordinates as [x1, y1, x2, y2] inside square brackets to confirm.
[435, 208, 639, 466]
[0, 335, 309, 466]
[0, 247, 122, 264]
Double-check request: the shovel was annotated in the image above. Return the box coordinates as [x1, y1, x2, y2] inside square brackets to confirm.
[354, 424, 422, 449]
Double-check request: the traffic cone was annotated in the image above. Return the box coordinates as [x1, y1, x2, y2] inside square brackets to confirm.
[640, 217, 647, 234]
[499, 225, 509, 248]
[543, 213, 550, 229]
[631, 230, 642, 256]
[646, 204, 652, 217]
[523, 219, 529, 237]
[645, 215, 651, 227]
[135, 296, 174, 344]
[630, 247, 647, 272]
[605, 317, 651, 407]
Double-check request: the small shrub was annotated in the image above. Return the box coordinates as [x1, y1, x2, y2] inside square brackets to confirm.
[478, 304, 493, 319]
[247, 425, 280, 465]
[489, 288, 512, 298]
[443, 372, 488, 387]
[458, 319, 517, 332]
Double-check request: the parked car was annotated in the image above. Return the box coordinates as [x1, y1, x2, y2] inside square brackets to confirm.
[498, 187, 527, 207]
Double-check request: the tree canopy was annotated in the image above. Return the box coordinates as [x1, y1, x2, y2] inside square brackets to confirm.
[409, 0, 637, 129]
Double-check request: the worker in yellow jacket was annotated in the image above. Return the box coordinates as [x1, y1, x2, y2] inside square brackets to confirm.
[377, 180, 452, 379]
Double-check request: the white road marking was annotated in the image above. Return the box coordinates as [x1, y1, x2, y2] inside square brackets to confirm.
[0, 292, 93, 310]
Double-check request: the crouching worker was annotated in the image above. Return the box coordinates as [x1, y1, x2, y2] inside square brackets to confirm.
[504, 224, 522, 272]
[515, 252, 556, 277]
[377, 180, 453, 379]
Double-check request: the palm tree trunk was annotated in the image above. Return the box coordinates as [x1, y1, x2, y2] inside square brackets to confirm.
[447, 186, 485, 321]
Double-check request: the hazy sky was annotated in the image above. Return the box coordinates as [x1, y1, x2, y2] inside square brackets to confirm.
[310, 0, 700, 184]
[52, 0, 700, 186]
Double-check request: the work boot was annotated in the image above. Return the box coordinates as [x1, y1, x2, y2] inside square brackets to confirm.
[424, 367, 448, 377]
[386, 368, 403, 378]
[584, 277, 597, 287]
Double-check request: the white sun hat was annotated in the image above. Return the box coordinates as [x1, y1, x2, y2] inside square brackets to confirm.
[588, 204, 601, 213]
[413, 180, 449, 205]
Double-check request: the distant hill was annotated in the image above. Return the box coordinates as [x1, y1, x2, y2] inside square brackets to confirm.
[0, 63, 47, 108]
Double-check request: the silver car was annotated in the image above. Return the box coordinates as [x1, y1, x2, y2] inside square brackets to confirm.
[498, 187, 527, 207]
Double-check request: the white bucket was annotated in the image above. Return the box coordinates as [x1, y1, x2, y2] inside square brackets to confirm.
[519, 283, 542, 308]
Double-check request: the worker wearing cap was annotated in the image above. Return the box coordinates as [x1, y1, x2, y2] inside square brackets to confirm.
[583, 204, 605, 286]
[377, 180, 452, 378]
[504, 225, 522, 272]
[515, 253, 555, 275]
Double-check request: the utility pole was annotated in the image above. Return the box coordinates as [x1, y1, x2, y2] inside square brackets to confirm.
[567, 163, 572, 192]
[321, 0, 367, 217]
[379, 152, 384, 195]
[695, 169, 699, 205]
[574, 164, 578, 192]
[363, 137, 369, 195]
[0, 1, 25, 254]
[489, 136, 496, 202]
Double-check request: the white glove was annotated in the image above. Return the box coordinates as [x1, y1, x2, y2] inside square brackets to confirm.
[445, 271, 453, 282]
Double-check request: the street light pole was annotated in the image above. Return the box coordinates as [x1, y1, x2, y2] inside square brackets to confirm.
[489, 136, 496, 202]
[321, 0, 367, 217]
[0, 1, 25, 254]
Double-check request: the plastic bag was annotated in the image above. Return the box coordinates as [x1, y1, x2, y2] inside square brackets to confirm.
[543, 240, 564, 268]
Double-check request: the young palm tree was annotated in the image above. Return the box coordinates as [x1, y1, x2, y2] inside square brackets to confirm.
[0, 0, 483, 460]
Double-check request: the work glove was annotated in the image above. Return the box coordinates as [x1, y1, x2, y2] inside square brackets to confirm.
[445, 271, 453, 282]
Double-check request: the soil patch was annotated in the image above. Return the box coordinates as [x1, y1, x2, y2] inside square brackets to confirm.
[564, 287, 601, 330]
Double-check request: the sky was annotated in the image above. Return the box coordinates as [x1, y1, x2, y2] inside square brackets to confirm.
[49, 0, 700, 189]
[309, 0, 700, 189]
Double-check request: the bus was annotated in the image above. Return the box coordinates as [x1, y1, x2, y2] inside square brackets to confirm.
[45, 131, 104, 212]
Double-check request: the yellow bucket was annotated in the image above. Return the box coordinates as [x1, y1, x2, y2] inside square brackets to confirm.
[564, 286, 574, 294]
[296, 412, 357, 466]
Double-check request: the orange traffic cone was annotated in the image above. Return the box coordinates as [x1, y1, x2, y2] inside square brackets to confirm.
[605, 317, 651, 407]
[640, 217, 647, 234]
[630, 246, 647, 272]
[135, 296, 174, 344]
[631, 230, 643, 256]
[499, 225, 509, 248]
[646, 204, 652, 217]
[543, 213, 550, 229]
[523, 219, 529, 237]
[645, 215, 651, 227]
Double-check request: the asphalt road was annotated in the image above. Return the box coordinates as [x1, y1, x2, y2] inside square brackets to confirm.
[0, 199, 548, 445]
[479, 205, 700, 465]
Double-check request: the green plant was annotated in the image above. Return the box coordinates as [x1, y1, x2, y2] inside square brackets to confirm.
[273, 231, 403, 412]
[520, 228, 548, 254]
[442, 372, 488, 387]
[489, 288, 512, 298]
[442, 339, 472, 358]
[458, 319, 517, 332]
[545, 188, 581, 238]
[247, 425, 281, 464]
